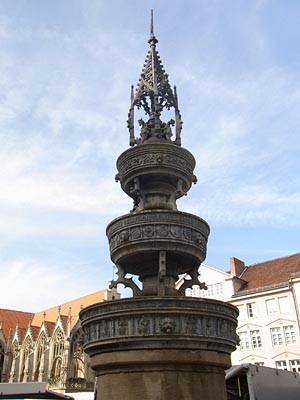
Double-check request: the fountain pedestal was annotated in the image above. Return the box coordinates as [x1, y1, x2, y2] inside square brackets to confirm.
[80, 297, 238, 400]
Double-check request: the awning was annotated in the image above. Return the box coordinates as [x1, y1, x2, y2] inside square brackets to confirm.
[0, 383, 74, 400]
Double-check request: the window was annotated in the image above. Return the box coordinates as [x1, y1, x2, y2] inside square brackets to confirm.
[284, 325, 296, 346]
[215, 282, 223, 296]
[270, 325, 297, 347]
[266, 297, 290, 315]
[34, 333, 47, 381]
[266, 299, 278, 315]
[251, 330, 262, 349]
[276, 360, 287, 371]
[187, 282, 224, 298]
[290, 360, 300, 373]
[50, 328, 65, 380]
[239, 330, 262, 351]
[247, 303, 257, 318]
[186, 287, 201, 297]
[278, 297, 290, 313]
[270, 327, 283, 347]
[239, 332, 250, 351]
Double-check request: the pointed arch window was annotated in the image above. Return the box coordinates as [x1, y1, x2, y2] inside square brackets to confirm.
[12, 340, 19, 359]
[70, 329, 84, 379]
[50, 328, 65, 379]
[34, 333, 47, 381]
[9, 340, 20, 382]
[20, 336, 33, 382]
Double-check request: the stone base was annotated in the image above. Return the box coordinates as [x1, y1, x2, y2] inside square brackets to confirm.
[80, 297, 238, 400]
[92, 350, 230, 400]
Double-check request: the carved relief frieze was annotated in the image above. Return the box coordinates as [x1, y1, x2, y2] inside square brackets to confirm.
[118, 150, 194, 180]
[81, 309, 238, 350]
[185, 316, 198, 335]
[117, 318, 129, 336]
[107, 211, 209, 257]
[109, 223, 207, 253]
[107, 211, 209, 236]
[137, 317, 150, 335]
[159, 317, 176, 334]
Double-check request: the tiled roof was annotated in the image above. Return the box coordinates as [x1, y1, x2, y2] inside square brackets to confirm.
[237, 253, 300, 292]
[0, 309, 34, 341]
[32, 290, 107, 329]
[18, 327, 27, 343]
[44, 321, 56, 337]
[30, 325, 41, 340]
[0, 290, 107, 343]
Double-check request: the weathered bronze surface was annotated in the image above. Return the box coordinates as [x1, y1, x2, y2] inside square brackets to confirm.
[108, 12, 210, 296]
[80, 297, 239, 357]
[80, 12, 239, 400]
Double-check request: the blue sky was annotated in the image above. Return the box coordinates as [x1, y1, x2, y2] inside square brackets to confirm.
[0, 0, 299, 311]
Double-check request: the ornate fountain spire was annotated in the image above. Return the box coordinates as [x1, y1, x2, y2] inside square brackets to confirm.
[109, 12, 208, 297]
[80, 15, 239, 400]
[127, 10, 182, 146]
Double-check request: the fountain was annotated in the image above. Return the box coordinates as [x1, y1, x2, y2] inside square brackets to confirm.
[80, 12, 239, 400]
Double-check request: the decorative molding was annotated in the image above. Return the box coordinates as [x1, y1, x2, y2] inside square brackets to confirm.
[80, 298, 239, 357]
[107, 211, 209, 255]
[117, 143, 196, 183]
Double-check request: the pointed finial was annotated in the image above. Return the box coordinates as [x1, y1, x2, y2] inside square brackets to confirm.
[131, 85, 134, 103]
[150, 9, 154, 37]
[148, 9, 158, 45]
[129, 9, 182, 146]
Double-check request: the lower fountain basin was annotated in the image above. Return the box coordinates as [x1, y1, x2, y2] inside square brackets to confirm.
[80, 296, 239, 357]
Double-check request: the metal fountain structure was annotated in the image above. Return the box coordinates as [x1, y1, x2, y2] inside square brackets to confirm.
[80, 12, 239, 400]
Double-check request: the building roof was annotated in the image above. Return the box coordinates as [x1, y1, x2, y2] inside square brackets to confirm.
[238, 253, 300, 292]
[32, 290, 107, 329]
[0, 290, 109, 343]
[0, 309, 34, 341]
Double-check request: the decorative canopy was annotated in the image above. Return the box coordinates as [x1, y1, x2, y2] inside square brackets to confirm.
[127, 10, 183, 146]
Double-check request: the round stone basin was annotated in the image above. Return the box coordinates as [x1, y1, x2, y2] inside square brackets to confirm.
[117, 142, 196, 197]
[80, 296, 239, 357]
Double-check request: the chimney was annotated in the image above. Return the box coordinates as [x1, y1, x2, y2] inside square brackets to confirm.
[230, 257, 246, 277]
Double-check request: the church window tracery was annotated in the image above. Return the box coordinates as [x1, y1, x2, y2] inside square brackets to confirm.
[50, 328, 65, 380]
[70, 329, 84, 379]
[34, 333, 47, 381]
[20, 336, 33, 382]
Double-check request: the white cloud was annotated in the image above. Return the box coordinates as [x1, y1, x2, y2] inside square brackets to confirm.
[0, 258, 104, 311]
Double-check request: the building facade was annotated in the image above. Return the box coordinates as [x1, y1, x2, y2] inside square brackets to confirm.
[0, 288, 119, 392]
[178, 253, 300, 373]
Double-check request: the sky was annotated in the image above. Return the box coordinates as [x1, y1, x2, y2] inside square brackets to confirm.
[0, 0, 299, 312]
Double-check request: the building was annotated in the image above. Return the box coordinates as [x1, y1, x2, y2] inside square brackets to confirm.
[230, 253, 300, 372]
[178, 253, 300, 373]
[0, 287, 119, 392]
[178, 263, 234, 301]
